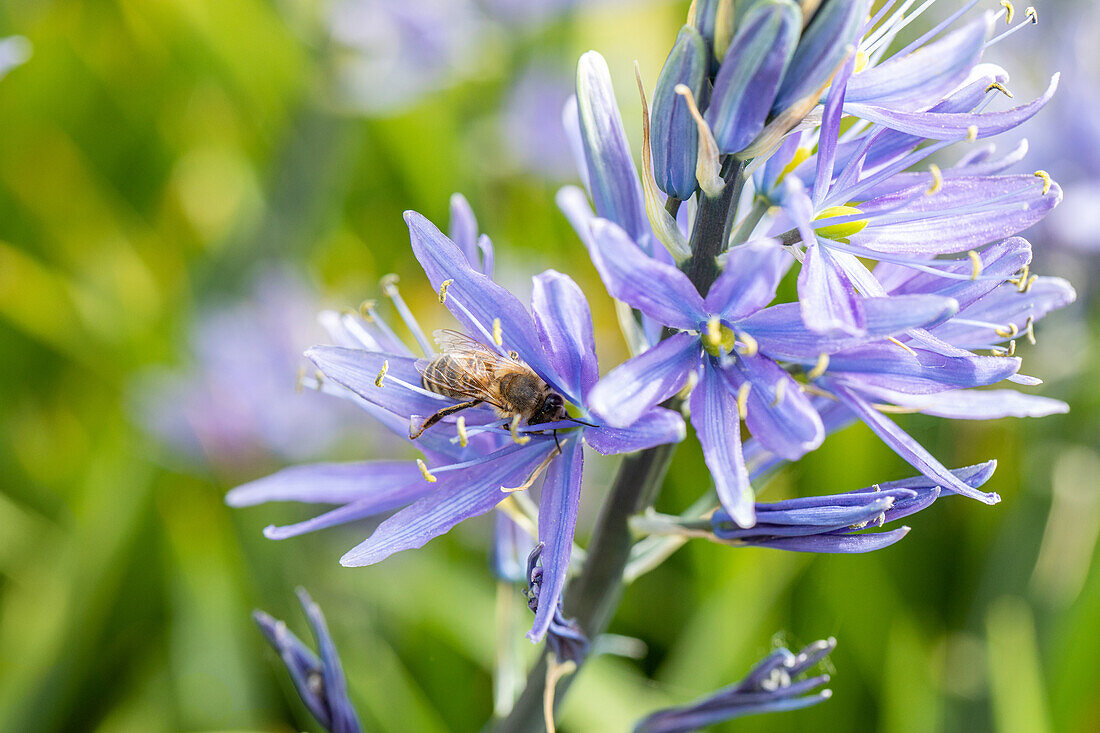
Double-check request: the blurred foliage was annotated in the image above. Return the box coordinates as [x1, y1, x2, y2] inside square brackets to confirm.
[0, 1, 1097, 732]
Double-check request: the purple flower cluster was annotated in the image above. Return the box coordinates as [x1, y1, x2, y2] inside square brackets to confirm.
[233, 2, 1075, 730]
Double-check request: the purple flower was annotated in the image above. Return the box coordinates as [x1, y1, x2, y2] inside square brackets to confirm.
[633, 638, 835, 733]
[132, 268, 371, 469]
[581, 225, 957, 526]
[229, 204, 685, 644]
[253, 589, 363, 733]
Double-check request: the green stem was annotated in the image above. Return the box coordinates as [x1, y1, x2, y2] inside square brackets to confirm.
[682, 157, 748, 295]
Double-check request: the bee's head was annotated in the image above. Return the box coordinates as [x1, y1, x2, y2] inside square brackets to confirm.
[529, 392, 566, 426]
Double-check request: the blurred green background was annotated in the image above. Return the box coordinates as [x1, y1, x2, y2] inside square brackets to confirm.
[0, 1, 1096, 731]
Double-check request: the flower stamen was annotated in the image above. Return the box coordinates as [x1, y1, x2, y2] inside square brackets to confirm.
[985, 81, 1014, 98]
[887, 336, 917, 356]
[492, 318, 504, 347]
[736, 383, 751, 420]
[1034, 169, 1053, 195]
[807, 353, 830, 380]
[968, 250, 983, 281]
[438, 279, 454, 304]
[509, 414, 532, 445]
[926, 164, 943, 195]
[375, 360, 389, 387]
[456, 416, 468, 447]
[417, 458, 437, 483]
[771, 378, 786, 407]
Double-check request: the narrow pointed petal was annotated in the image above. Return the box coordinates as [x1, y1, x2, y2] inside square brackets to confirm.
[931, 276, 1077, 347]
[825, 344, 1021, 393]
[404, 211, 573, 400]
[828, 381, 1000, 504]
[856, 385, 1069, 419]
[846, 15, 992, 109]
[798, 242, 866, 335]
[845, 74, 1059, 141]
[772, 0, 870, 112]
[881, 237, 1032, 309]
[691, 361, 754, 527]
[589, 218, 707, 328]
[576, 51, 648, 242]
[705, 238, 791, 318]
[448, 192, 482, 270]
[811, 51, 855, 208]
[739, 295, 958, 360]
[588, 332, 700, 428]
[531, 270, 600, 400]
[583, 406, 687, 455]
[228, 461, 425, 507]
[261, 488, 433, 541]
[651, 25, 707, 198]
[746, 528, 911, 553]
[340, 444, 556, 566]
[852, 175, 1062, 254]
[706, 0, 801, 154]
[724, 354, 824, 460]
[529, 439, 583, 642]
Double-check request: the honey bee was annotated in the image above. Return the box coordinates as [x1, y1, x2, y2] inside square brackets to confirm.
[410, 330, 581, 441]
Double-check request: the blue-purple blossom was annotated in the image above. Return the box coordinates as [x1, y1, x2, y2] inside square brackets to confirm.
[253, 589, 363, 733]
[229, 201, 685, 643]
[633, 638, 836, 733]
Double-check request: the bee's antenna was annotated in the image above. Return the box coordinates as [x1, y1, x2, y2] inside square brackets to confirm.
[563, 416, 599, 428]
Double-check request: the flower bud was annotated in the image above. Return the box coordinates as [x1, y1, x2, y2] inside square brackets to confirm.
[705, 0, 801, 154]
[651, 25, 707, 198]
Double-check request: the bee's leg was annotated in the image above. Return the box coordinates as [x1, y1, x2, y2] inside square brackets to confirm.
[552, 429, 562, 454]
[410, 399, 483, 439]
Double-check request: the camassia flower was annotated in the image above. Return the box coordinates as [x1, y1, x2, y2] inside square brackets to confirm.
[583, 225, 959, 526]
[253, 589, 364, 733]
[229, 205, 685, 643]
[633, 638, 836, 733]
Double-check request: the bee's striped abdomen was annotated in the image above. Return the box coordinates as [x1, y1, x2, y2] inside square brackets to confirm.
[421, 355, 480, 400]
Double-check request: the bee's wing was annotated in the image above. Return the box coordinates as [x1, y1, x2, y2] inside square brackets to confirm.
[416, 349, 508, 409]
[432, 329, 504, 358]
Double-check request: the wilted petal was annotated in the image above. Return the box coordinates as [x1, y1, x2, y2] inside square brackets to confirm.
[706, 0, 801, 154]
[531, 270, 600, 401]
[583, 406, 687, 455]
[705, 238, 791, 319]
[588, 332, 700, 428]
[340, 442, 557, 567]
[691, 361, 754, 527]
[405, 211, 573, 400]
[589, 219, 708, 328]
[529, 438, 583, 642]
[828, 381, 1000, 504]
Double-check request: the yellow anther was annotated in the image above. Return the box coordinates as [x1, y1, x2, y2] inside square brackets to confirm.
[358, 299, 377, 321]
[380, 273, 400, 294]
[737, 331, 759, 357]
[1025, 6, 1037, 23]
[736, 382, 751, 420]
[375, 360, 388, 387]
[417, 459, 437, 483]
[492, 318, 503, 347]
[1022, 273, 1038, 292]
[985, 81, 1014, 98]
[967, 250, 983, 281]
[1034, 169, 1053, 195]
[314, 370, 325, 390]
[854, 50, 870, 74]
[1024, 316, 1036, 345]
[926, 164, 943, 195]
[701, 318, 738, 357]
[295, 366, 306, 393]
[888, 336, 917, 356]
[807, 353, 830, 380]
[813, 205, 868, 240]
[992, 340, 1017, 357]
[438, 279, 454, 304]
[771, 378, 787, 407]
[966, 125, 979, 142]
[456, 416, 468, 447]
[777, 146, 813, 184]
[1000, 1, 1014, 24]
[509, 414, 531, 445]
[994, 323, 1019, 338]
